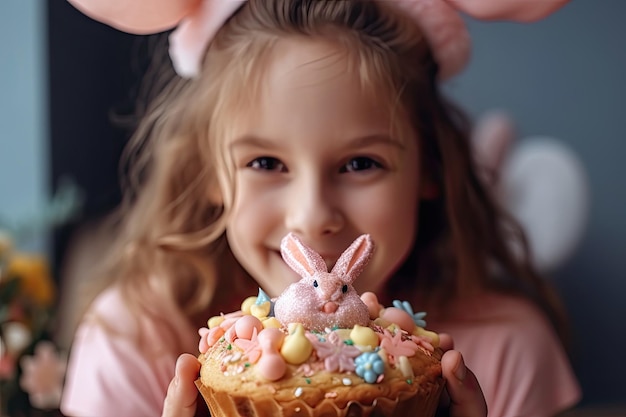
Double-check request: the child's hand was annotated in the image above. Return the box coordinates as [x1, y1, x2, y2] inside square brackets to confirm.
[438, 333, 488, 417]
[162, 354, 201, 417]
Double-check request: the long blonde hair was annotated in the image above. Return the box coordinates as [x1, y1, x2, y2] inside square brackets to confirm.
[92, 0, 569, 352]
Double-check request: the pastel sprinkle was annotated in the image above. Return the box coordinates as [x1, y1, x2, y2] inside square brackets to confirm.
[294, 387, 303, 398]
[305, 378, 311, 384]
[342, 378, 352, 386]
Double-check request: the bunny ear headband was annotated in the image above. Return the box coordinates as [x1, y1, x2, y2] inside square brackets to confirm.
[67, 0, 569, 79]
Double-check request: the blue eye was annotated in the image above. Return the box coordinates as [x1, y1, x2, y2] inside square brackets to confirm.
[247, 157, 286, 172]
[340, 157, 382, 173]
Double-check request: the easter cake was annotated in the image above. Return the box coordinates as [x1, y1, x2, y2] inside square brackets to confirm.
[195, 233, 444, 417]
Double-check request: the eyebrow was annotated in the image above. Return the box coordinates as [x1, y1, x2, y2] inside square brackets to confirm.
[229, 135, 279, 151]
[229, 133, 406, 151]
[347, 134, 406, 150]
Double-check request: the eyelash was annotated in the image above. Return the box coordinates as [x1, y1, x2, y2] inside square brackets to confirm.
[246, 157, 286, 172]
[245, 156, 383, 173]
[339, 157, 383, 173]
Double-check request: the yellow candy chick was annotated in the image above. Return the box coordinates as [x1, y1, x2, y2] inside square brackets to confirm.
[241, 296, 258, 314]
[250, 301, 271, 319]
[349, 325, 379, 350]
[280, 323, 312, 365]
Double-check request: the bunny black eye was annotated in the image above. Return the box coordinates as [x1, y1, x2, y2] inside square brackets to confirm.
[313, 280, 318, 288]
[342, 284, 348, 293]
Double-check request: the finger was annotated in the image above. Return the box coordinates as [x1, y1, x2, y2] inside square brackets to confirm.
[438, 333, 454, 351]
[162, 353, 201, 417]
[441, 350, 487, 417]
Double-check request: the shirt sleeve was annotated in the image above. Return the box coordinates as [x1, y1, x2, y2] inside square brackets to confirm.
[433, 294, 581, 417]
[60, 288, 178, 417]
[489, 310, 582, 417]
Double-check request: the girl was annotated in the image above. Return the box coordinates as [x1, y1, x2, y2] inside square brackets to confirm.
[60, 0, 579, 416]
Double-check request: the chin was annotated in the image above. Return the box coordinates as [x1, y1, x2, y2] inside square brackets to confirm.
[255, 263, 302, 298]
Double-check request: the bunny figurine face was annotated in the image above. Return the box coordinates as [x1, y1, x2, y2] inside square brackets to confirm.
[273, 233, 372, 331]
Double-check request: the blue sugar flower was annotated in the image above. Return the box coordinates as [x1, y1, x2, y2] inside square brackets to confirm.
[355, 352, 385, 384]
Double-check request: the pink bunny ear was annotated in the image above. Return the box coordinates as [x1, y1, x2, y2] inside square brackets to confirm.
[472, 110, 516, 186]
[68, 0, 571, 80]
[448, 0, 570, 23]
[392, 0, 570, 79]
[66, 0, 245, 77]
[331, 235, 374, 284]
[66, 0, 200, 34]
[280, 233, 327, 278]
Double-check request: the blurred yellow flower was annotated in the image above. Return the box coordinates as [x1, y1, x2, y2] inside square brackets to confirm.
[6, 254, 55, 307]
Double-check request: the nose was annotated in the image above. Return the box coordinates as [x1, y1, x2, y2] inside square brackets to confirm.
[284, 175, 344, 238]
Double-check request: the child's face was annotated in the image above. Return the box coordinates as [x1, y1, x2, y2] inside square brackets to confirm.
[224, 37, 421, 297]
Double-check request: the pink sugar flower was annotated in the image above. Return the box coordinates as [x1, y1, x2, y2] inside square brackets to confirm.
[378, 329, 419, 365]
[410, 334, 435, 353]
[234, 327, 262, 364]
[307, 331, 360, 372]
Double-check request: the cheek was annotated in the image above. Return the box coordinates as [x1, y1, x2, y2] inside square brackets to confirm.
[228, 180, 282, 244]
[359, 183, 419, 284]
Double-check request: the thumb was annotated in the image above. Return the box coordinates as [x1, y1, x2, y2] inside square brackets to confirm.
[441, 350, 487, 417]
[162, 353, 201, 417]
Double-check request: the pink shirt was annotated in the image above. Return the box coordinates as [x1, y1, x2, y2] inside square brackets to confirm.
[429, 292, 581, 417]
[62, 287, 580, 417]
[61, 287, 197, 417]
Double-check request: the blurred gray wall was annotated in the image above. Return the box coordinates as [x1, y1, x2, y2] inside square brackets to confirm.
[0, 0, 47, 253]
[0, 0, 624, 409]
[446, 0, 626, 406]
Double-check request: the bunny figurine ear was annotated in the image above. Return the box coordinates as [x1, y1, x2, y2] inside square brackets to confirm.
[280, 233, 327, 279]
[331, 235, 374, 284]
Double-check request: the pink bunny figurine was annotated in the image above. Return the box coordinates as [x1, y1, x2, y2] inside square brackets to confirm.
[273, 233, 372, 331]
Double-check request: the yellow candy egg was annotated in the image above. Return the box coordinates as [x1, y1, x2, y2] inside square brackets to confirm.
[413, 327, 440, 348]
[377, 347, 390, 365]
[334, 329, 352, 340]
[207, 316, 225, 329]
[250, 301, 271, 318]
[241, 296, 258, 314]
[350, 325, 378, 349]
[262, 317, 282, 329]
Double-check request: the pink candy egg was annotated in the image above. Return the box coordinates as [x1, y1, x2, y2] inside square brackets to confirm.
[381, 307, 416, 332]
[361, 292, 382, 319]
[235, 315, 264, 340]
